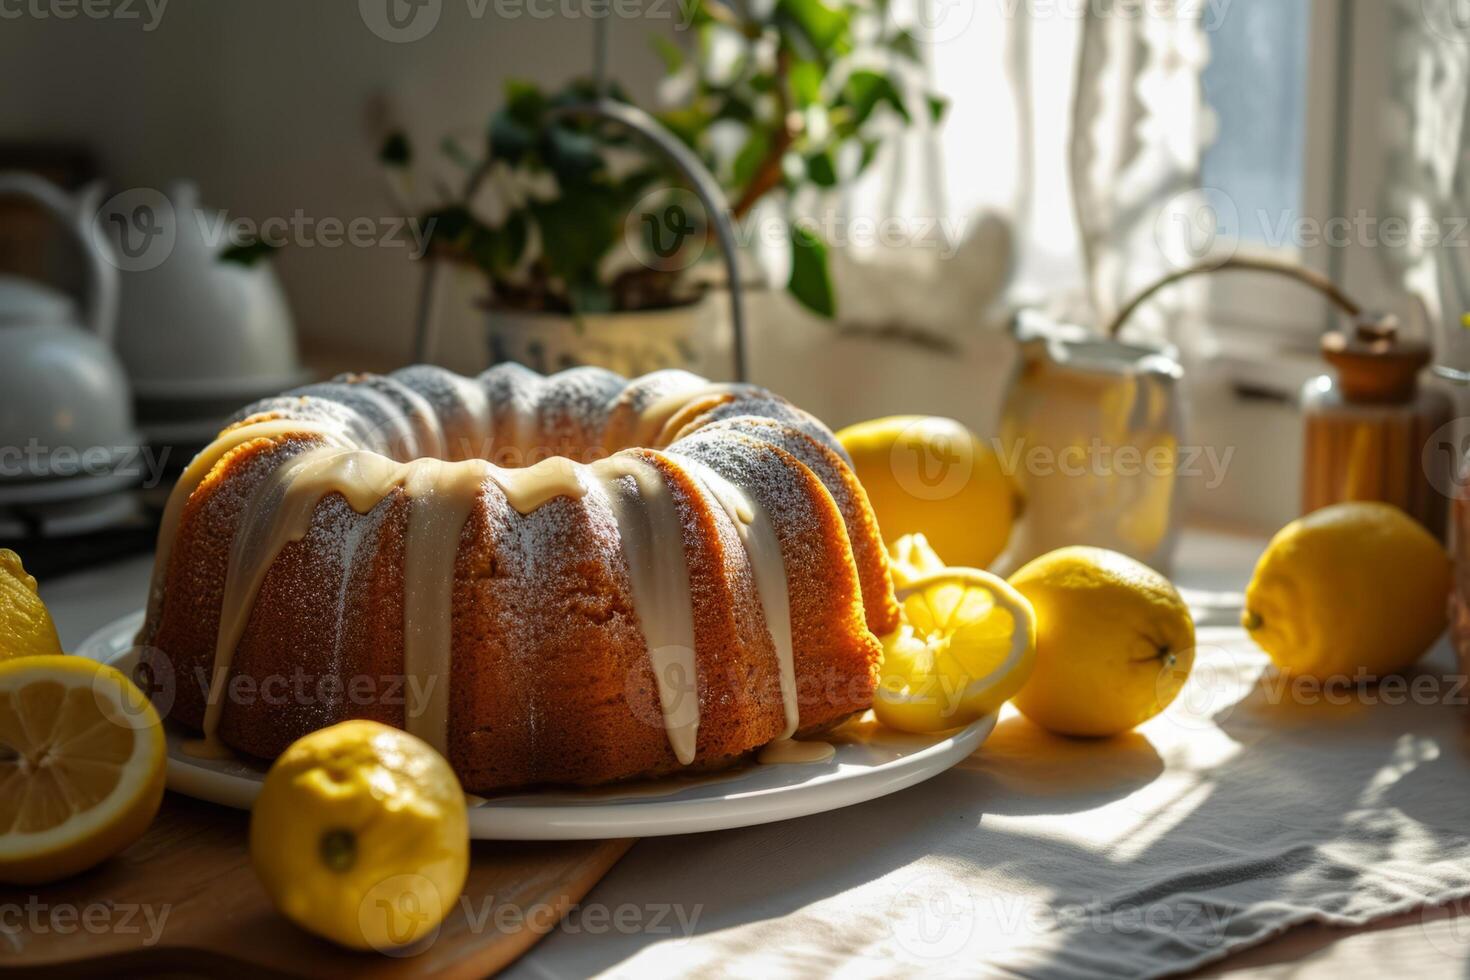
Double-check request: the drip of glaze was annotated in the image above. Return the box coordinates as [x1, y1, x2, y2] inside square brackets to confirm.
[188, 449, 591, 758]
[677, 456, 799, 739]
[591, 453, 702, 765]
[141, 418, 344, 642]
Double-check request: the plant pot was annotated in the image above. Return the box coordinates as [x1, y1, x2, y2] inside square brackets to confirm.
[485, 294, 726, 377]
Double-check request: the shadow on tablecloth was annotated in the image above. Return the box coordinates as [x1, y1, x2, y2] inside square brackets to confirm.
[504, 629, 1470, 979]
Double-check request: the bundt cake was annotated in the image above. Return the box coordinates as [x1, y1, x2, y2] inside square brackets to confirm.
[138, 365, 900, 792]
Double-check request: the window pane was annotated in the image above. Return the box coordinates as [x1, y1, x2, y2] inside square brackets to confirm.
[1200, 0, 1311, 243]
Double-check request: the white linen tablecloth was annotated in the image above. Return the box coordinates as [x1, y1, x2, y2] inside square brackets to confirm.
[41, 541, 1470, 978]
[506, 631, 1470, 978]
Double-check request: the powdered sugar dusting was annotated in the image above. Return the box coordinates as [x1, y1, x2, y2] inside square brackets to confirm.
[163, 363, 884, 789]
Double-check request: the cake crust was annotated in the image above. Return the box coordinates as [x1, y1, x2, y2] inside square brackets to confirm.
[140, 366, 897, 792]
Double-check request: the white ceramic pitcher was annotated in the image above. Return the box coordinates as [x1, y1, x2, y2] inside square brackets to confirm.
[996, 312, 1185, 575]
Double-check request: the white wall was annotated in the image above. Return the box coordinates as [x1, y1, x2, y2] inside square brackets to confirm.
[0, 1, 668, 366]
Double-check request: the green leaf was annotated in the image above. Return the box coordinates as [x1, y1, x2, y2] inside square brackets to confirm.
[775, 0, 850, 60]
[788, 224, 835, 317]
[530, 194, 622, 284]
[806, 150, 837, 187]
[378, 132, 411, 168]
[926, 94, 949, 124]
[219, 240, 280, 266]
[888, 31, 921, 63]
[503, 79, 546, 125]
[733, 130, 770, 188]
[713, 94, 757, 124]
[472, 209, 529, 274]
[651, 34, 684, 73]
[658, 106, 710, 149]
[842, 69, 910, 127]
[788, 59, 823, 107]
[683, 0, 713, 27]
[489, 109, 534, 165]
[544, 124, 603, 185]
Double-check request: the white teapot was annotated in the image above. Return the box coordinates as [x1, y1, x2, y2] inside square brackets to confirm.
[0, 173, 141, 490]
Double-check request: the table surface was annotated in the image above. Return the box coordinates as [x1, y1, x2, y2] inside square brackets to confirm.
[37, 526, 1470, 979]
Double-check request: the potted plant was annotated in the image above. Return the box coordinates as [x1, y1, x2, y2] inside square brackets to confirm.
[381, 79, 720, 376]
[653, 0, 948, 318]
[381, 1, 943, 373]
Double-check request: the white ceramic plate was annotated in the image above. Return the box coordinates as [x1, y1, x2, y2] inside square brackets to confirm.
[79, 610, 995, 840]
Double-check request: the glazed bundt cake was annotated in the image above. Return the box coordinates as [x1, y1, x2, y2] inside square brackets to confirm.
[138, 365, 899, 792]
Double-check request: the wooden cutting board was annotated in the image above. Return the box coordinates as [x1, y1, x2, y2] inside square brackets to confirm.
[1, 793, 633, 978]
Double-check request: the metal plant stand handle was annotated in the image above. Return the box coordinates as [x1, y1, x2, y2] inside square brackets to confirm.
[412, 60, 750, 382]
[550, 97, 749, 383]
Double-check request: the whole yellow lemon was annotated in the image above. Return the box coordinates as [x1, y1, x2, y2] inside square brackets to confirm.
[837, 416, 1016, 569]
[0, 549, 63, 661]
[1243, 502, 1451, 680]
[1009, 546, 1195, 737]
[250, 720, 469, 952]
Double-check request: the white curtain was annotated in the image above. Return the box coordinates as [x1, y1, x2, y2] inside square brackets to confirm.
[826, 0, 1212, 342]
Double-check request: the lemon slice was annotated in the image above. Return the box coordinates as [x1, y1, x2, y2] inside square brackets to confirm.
[887, 532, 948, 589]
[0, 549, 63, 662]
[0, 656, 166, 884]
[874, 568, 1037, 733]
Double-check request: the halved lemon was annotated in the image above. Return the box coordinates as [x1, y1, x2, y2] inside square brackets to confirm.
[874, 568, 1037, 733]
[0, 656, 166, 884]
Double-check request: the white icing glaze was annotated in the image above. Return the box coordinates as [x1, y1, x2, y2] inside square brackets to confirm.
[157, 370, 822, 777]
[192, 449, 593, 756]
[178, 425, 711, 767]
[590, 453, 701, 765]
[141, 418, 344, 637]
[679, 456, 799, 739]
